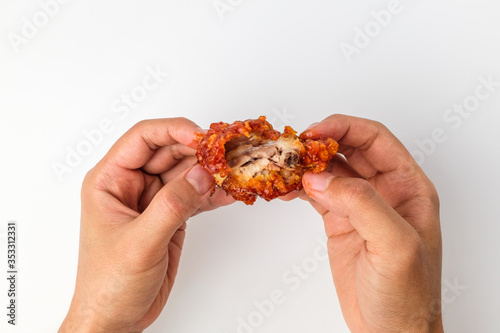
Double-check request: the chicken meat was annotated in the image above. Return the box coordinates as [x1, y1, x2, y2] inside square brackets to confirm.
[196, 116, 338, 205]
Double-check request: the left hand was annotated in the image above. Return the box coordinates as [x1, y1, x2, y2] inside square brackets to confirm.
[59, 118, 234, 333]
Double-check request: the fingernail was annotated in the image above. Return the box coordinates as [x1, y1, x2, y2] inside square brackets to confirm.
[304, 172, 334, 192]
[186, 165, 213, 194]
[305, 122, 320, 131]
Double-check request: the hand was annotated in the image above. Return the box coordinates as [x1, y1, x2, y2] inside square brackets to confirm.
[300, 115, 443, 332]
[59, 118, 234, 333]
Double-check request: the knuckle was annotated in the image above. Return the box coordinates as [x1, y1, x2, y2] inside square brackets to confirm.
[176, 117, 199, 130]
[369, 119, 387, 131]
[340, 178, 376, 207]
[323, 114, 340, 123]
[134, 119, 150, 128]
[173, 116, 188, 123]
[423, 180, 440, 208]
[397, 159, 421, 177]
[393, 163, 441, 211]
[170, 117, 191, 127]
[82, 168, 93, 187]
[322, 114, 348, 127]
[158, 187, 193, 223]
[81, 167, 97, 195]
[412, 176, 441, 213]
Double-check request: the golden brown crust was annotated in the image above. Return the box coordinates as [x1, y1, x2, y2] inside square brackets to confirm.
[300, 137, 339, 173]
[196, 116, 338, 205]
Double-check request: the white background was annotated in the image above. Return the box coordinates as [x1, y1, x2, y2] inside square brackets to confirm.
[1, 0, 500, 332]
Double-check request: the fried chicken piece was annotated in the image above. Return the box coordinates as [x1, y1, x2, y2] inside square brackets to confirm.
[196, 116, 338, 205]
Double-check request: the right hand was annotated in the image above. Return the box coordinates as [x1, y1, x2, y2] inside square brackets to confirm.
[300, 115, 444, 333]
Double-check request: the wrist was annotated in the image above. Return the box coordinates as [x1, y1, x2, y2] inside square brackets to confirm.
[59, 300, 103, 333]
[59, 296, 121, 333]
[430, 315, 444, 333]
[59, 297, 144, 333]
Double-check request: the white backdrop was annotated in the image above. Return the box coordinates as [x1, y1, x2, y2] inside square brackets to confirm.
[1, 1, 499, 332]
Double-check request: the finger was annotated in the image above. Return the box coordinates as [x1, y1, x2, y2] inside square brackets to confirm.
[303, 171, 419, 252]
[142, 143, 196, 175]
[293, 154, 361, 214]
[303, 115, 440, 228]
[135, 165, 215, 251]
[295, 191, 332, 223]
[279, 190, 302, 202]
[159, 156, 198, 184]
[279, 154, 360, 203]
[301, 114, 419, 179]
[138, 174, 164, 213]
[103, 118, 204, 171]
[326, 154, 363, 178]
[193, 188, 236, 215]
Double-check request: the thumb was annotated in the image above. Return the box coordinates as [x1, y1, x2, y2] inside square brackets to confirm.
[139, 165, 214, 244]
[303, 172, 418, 252]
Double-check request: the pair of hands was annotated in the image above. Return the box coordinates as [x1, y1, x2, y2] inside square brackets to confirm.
[59, 115, 443, 333]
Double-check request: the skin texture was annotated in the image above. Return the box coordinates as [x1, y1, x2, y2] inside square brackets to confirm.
[59, 118, 234, 333]
[299, 115, 444, 333]
[60, 115, 443, 333]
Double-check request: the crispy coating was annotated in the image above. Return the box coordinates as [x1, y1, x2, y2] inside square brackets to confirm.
[196, 116, 338, 205]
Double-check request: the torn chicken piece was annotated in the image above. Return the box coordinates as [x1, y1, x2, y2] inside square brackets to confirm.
[196, 116, 338, 205]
